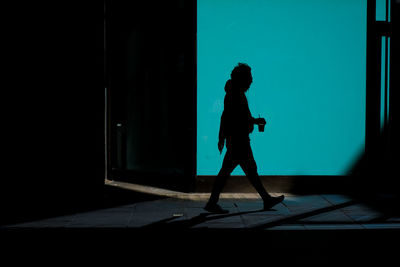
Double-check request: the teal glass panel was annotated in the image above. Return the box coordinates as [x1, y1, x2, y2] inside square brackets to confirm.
[197, 0, 366, 175]
[376, 0, 386, 21]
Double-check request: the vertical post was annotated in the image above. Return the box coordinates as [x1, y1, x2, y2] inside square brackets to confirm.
[188, 0, 197, 191]
[104, 0, 108, 179]
[384, 0, 389, 127]
[104, 0, 113, 180]
[387, 0, 400, 194]
[365, 0, 382, 168]
[389, 0, 399, 159]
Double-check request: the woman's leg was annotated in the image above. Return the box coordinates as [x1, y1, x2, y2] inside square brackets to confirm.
[206, 150, 238, 206]
[240, 144, 271, 201]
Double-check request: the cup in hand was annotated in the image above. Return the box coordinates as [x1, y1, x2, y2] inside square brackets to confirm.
[258, 122, 266, 132]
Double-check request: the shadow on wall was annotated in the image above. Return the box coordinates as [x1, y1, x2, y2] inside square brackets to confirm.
[347, 127, 400, 215]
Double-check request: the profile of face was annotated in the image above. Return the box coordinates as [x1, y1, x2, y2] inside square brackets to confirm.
[235, 71, 252, 92]
[241, 74, 253, 92]
[231, 63, 253, 92]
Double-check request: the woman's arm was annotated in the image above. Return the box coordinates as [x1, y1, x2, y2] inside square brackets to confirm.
[219, 112, 226, 142]
[252, 117, 266, 125]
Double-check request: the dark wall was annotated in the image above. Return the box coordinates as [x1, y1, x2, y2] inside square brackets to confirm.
[106, 1, 196, 191]
[1, 0, 196, 225]
[350, 0, 400, 202]
[1, 2, 105, 225]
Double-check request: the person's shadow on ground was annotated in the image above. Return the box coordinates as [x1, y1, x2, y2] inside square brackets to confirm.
[141, 208, 276, 229]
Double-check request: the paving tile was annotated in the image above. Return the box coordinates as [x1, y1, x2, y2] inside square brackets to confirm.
[285, 206, 323, 215]
[127, 213, 173, 227]
[182, 200, 207, 208]
[186, 211, 246, 228]
[202, 210, 242, 220]
[346, 214, 382, 222]
[4, 215, 76, 228]
[387, 217, 400, 222]
[340, 203, 377, 213]
[299, 210, 354, 223]
[271, 204, 291, 215]
[68, 211, 132, 228]
[361, 223, 400, 229]
[304, 224, 365, 230]
[241, 214, 286, 227]
[127, 220, 154, 228]
[341, 203, 383, 222]
[269, 224, 307, 230]
[235, 201, 290, 215]
[192, 220, 245, 229]
[184, 209, 219, 222]
[134, 200, 186, 213]
[321, 194, 353, 205]
[284, 195, 331, 205]
[234, 201, 264, 212]
[131, 210, 178, 221]
[283, 196, 332, 214]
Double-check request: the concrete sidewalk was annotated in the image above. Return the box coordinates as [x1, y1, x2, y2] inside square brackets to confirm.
[3, 180, 400, 230]
[2, 181, 400, 265]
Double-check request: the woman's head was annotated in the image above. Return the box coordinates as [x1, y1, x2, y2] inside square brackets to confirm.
[230, 63, 252, 92]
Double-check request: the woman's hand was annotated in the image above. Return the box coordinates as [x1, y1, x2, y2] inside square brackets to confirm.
[254, 117, 266, 125]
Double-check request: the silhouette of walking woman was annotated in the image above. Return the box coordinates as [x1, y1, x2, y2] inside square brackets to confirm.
[204, 63, 284, 213]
